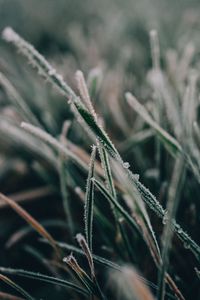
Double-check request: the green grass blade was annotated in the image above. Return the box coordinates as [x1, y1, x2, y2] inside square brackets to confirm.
[0, 267, 88, 296]
[73, 98, 118, 156]
[0, 273, 34, 300]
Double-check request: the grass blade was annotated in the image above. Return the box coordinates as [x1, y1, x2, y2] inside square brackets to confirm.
[84, 145, 96, 251]
[2, 27, 76, 99]
[0, 193, 60, 258]
[0, 273, 34, 300]
[21, 122, 88, 172]
[126, 92, 182, 156]
[157, 157, 185, 300]
[0, 267, 88, 296]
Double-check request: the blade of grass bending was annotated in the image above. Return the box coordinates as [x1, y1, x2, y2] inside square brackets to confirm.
[157, 157, 185, 300]
[92, 178, 144, 236]
[63, 254, 98, 296]
[111, 159, 161, 264]
[21, 122, 88, 172]
[93, 176, 161, 267]
[76, 234, 95, 278]
[134, 176, 200, 261]
[126, 92, 182, 156]
[75, 234, 105, 299]
[0, 267, 88, 296]
[84, 145, 96, 251]
[76, 70, 97, 120]
[98, 145, 116, 198]
[2, 27, 76, 99]
[73, 98, 118, 157]
[98, 145, 139, 262]
[0, 193, 60, 258]
[0, 273, 34, 300]
[0, 118, 56, 168]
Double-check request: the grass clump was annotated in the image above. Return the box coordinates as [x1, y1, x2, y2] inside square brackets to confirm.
[0, 2, 200, 299]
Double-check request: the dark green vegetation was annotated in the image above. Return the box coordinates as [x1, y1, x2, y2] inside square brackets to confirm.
[0, 1, 200, 299]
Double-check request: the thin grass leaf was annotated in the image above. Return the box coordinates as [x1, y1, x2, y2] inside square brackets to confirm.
[0, 117, 56, 167]
[87, 67, 102, 99]
[0, 193, 60, 258]
[0, 273, 34, 300]
[98, 145, 116, 198]
[157, 157, 185, 300]
[0, 267, 88, 296]
[84, 145, 96, 251]
[92, 178, 143, 235]
[76, 70, 97, 120]
[21, 122, 88, 172]
[119, 129, 154, 152]
[73, 98, 118, 157]
[126, 92, 182, 156]
[2, 27, 76, 99]
[63, 254, 97, 295]
[76, 234, 95, 278]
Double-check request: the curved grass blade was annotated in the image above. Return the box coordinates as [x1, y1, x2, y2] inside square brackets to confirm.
[73, 98, 118, 157]
[126, 92, 182, 156]
[0, 273, 34, 300]
[92, 178, 142, 236]
[0, 267, 88, 296]
[0, 193, 60, 258]
[157, 157, 185, 300]
[76, 234, 95, 278]
[63, 254, 97, 296]
[21, 122, 88, 172]
[2, 27, 76, 99]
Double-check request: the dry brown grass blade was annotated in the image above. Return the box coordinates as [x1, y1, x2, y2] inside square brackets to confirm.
[0, 274, 33, 300]
[0, 192, 61, 258]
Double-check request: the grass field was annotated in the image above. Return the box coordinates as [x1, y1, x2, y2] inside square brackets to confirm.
[0, 1, 200, 299]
